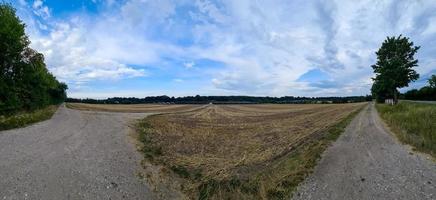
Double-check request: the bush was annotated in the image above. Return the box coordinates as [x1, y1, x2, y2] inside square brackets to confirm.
[0, 105, 58, 131]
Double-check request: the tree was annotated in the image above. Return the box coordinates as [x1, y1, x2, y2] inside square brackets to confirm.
[429, 74, 436, 88]
[0, 3, 67, 114]
[371, 78, 392, 103]
[371, 35, 420, 104]
[0, 3, 29, 112]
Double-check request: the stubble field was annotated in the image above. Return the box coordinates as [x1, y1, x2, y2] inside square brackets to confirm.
[66, 103, 202, 113]
[137, 103, 366, 199]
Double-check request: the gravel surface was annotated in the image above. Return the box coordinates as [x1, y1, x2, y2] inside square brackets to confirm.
[293, 103, 436, 200]
[0, 105, 156, 200]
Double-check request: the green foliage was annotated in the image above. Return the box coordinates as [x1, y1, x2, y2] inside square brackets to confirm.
[429, 74, 436, 88]
[0, 3, 67, 114]
[0, 105, 58, 130]
[371, 35, 420, 103]
[371, 80, 393, 103]
[403, 74, 436, 101]
[404, 86, 436, 101]
[377, 102, 436, 157]
[136, 121, 162, 160]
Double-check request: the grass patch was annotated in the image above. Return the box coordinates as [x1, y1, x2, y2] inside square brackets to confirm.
[376, 101, 436, 157]
[0, 105, 59, 131]
[136, 120, 163, 160]
[136, 103, 365, 199]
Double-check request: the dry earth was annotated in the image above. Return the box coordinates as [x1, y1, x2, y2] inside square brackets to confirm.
[0, 104, 197, 200]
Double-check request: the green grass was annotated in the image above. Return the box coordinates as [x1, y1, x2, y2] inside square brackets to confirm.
[136, 120, 163, 160]
[136, 105, 365, 199]
[376, 102, 436, 157]
[0, 105, 59, 131]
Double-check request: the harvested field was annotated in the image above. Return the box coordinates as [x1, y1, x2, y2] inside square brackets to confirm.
[137, 103, 366, 199]
[66, 103, 202, 113]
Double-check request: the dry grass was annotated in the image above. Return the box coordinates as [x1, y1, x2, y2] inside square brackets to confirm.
[137, 103, 366, 199]
[66, 103, 202, 113]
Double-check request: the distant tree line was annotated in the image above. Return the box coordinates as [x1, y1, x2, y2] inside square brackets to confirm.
[0, 4, 67, 115]
[67, 95, 372, 104]
[402, 75, 436, 101]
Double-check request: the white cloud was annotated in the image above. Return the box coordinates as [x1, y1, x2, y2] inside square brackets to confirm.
[32, 0, 42, 8]
[15, 0, 436, 97]
[183, 61, 195, 69]
[32, 0, 50, 19]
[27, 19, 146, 89]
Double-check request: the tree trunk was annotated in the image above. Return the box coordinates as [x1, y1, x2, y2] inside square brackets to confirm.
[393, 88, 398, 105]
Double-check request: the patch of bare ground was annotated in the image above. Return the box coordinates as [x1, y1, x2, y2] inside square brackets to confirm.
[136, 103, 366, 199]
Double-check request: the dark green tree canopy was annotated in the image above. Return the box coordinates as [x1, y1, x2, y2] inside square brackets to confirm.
[429, 74, 436, 88]
[371, 35, 420, 103]
[0, 3, 67, 114]
[403, 75, 436, 101]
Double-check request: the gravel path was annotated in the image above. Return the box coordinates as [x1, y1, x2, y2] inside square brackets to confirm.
[0, 105, 155, 200]
[293, 103, 436, 200]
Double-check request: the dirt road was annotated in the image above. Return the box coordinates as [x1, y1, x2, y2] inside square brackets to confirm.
[293, 103, 436, 200]
[0, 105, 155, 200]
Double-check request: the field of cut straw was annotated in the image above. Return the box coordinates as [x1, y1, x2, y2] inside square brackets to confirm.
[137, 103, 366, 199]
[66, 103, 202, 113]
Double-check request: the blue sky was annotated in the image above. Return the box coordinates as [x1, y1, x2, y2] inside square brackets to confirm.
[10, 0, 436, 98]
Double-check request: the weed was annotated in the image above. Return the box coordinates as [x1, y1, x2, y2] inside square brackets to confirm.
[0, 105, 58, 131]
[376, 102, 436, 157]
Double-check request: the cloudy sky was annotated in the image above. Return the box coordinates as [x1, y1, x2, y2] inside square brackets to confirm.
[10, 0, 436, 98]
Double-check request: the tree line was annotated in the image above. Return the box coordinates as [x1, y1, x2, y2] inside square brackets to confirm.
[67, 95, 372, 104]
[402, 75, 436, 101]
[0, 3, 67, 115]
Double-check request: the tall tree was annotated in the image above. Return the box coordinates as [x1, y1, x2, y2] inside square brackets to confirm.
[0, 3, 67, 114]
[371, 35, 420, 104]
[0, 3, 29, 112]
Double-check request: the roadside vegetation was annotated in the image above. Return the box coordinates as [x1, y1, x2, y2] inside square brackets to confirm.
[0, 105, 58, 131]
[136, 103, 365, 199]
[403, 75, 436, 101]
[376, 102, 436, 157]
[0, 3, 67, 115]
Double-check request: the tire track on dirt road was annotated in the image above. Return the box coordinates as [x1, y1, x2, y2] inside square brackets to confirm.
[0, 105, 156, 200]
[293, 103, 436, 200]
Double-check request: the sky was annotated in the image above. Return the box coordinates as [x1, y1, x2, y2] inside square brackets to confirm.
[9, 0, 436, 98]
